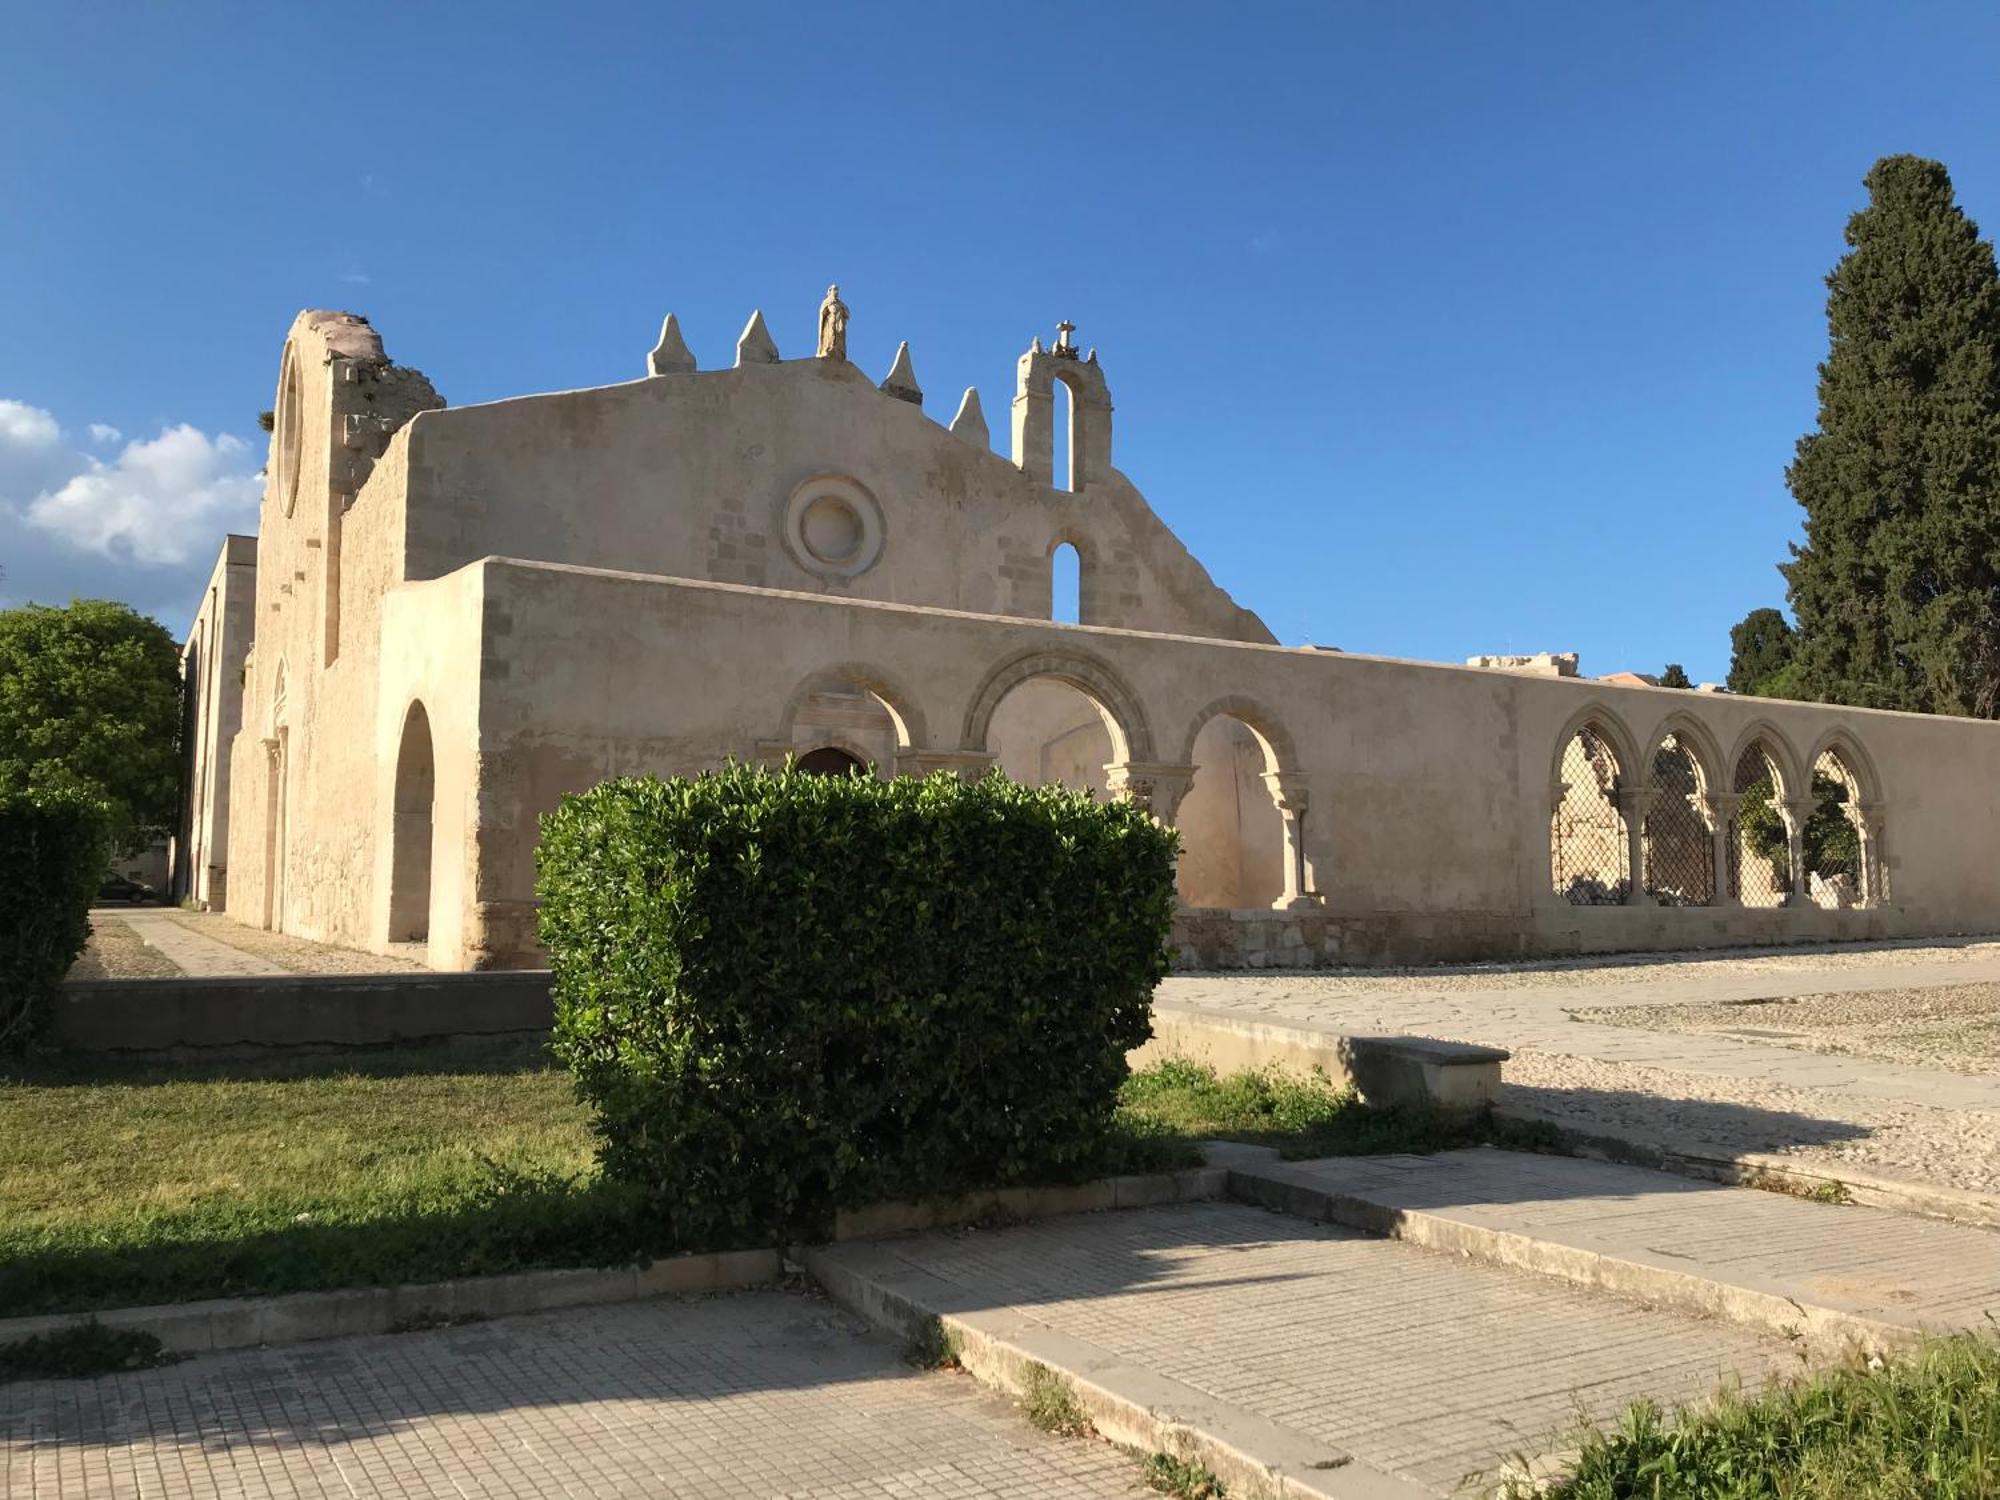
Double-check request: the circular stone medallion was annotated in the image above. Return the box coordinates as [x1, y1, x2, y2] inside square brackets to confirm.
[783, 475, 884, 578]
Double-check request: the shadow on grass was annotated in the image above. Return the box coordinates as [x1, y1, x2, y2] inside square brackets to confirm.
[4, 1037, 558, 1089]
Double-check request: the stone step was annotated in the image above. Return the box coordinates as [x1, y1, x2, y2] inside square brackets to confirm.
[1213, 1143, 2000, 1355]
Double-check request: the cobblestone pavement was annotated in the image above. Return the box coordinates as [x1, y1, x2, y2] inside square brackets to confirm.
[1164, 942, 2000, 1195]
[0, 1292, 1144, 1500]
[823, 1200, 1801, 1495]
[1571, 982, 2000, 1074]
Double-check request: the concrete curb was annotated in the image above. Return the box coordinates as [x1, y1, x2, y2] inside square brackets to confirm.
[1500, 1110, 2000, 1231]
[0, 1168, 1219, 1360]
[1213, 1145, 1935, 1358]
[0, 1250, 784, 1358]
[803, 1241, 1430, 1500]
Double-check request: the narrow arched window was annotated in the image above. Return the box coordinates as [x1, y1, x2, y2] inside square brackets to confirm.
[1051, 542, 1081, 624]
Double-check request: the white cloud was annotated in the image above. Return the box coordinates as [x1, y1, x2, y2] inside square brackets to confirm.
[0, 399, 91, 500]
[87, 422, 122, 445]
[24, 424, 262, 566]
[0, 399, 61, 449]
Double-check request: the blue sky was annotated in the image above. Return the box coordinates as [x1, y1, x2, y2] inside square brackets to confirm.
[3, 3, 1998, 682]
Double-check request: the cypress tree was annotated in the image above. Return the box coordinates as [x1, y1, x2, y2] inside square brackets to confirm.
[1782, 156, 2000, 716]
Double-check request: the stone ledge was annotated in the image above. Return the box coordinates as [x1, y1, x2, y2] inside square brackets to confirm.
[0, 1249, 781, 1358]
[1502, 1111, 2000, 1231]
[0, 1168, 1227, 1359]
[1134, 1003, 1508, 1110]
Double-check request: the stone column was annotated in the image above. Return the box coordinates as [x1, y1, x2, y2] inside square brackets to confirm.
[1779, 798, 1814, 906]
[1260, 771, 1318, 910]
[1616, 787, 1655, 906]
[1854, 802, 1887, 908]
[1703, 792, 1741, 908]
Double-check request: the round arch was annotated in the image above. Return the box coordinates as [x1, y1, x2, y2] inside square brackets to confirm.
[388, 699, 436, 945]
[776, 663, 927, 751]
[1178, 695, 1298, 776]
[962, 647, 1154, 764]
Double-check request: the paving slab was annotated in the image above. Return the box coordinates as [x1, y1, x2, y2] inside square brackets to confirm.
[109, 909, 288, 977]
[812, 1200, 1799, 1497]
[0, 1291, 1143, 1499]
[1217, 1145, 2000, 1351]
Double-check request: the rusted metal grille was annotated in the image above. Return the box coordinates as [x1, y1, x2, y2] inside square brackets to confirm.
[1729, 742, 1788, 908]
[1808, 749, 1864, 908]
[1643, 732, 1714, 905]
[1551, 727, 1629, 905]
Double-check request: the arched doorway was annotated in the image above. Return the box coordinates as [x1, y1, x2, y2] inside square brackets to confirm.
[1550, 721, 1629, 905]
[797, 745, 867, 777]
[1176, 714, 1287, 908]
[389, 702, 435, 944]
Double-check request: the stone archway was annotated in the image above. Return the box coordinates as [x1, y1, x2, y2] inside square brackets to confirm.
[388, 701, 436, 944]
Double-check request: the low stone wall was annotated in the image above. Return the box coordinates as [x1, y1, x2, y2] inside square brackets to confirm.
[1171, 902, 1914, 969]
[52, 972, 554, 1055]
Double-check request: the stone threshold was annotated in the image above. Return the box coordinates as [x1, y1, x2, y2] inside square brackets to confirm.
[0, 1167, 1225, 1359]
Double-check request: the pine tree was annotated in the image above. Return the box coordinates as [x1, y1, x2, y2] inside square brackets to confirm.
[1725, 607, 1796, 695]
[1782, 156, 2000, 716]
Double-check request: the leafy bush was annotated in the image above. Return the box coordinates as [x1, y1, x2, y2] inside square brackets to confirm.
[537, 765, 1178, 1246]
[0, 788, 107, 1052]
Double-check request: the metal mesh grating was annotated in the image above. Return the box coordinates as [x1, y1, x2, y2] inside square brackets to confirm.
[1551, 726, 1630, 905]
[1729, 742, 1788, 908]
[1808, 749, 1864, 907]
[1643, 732, 1714, 905]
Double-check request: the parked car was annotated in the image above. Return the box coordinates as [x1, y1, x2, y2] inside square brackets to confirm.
[97, 874, 156, 904]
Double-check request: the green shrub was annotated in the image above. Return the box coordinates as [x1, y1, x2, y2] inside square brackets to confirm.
[537, 765, 1178, 1247]
[0, 788, 107, 1052]
[1526, 1334, 2000, 1500]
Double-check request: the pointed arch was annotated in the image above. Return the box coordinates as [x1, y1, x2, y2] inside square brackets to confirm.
[1547, 702, 1641, 792]
[1639, 712, 1726, 797]
[1801, 726, 1884, 805]
[1725, 719, 1806, 802]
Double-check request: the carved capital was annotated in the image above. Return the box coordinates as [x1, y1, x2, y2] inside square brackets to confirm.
[1107, 760, 1197, 818]
[1260, 770, 1311, 816]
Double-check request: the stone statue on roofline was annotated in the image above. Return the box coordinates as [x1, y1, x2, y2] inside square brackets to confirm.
[817, 284, 849, 361]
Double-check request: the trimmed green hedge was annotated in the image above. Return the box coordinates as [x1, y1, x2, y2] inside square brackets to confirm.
[537, 765, 1178, 1246]
[0, 788, 108, 1052]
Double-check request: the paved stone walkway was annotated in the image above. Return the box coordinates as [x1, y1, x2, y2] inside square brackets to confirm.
[821, 1201, 1798, 1495]
[1224, 1146, 2000, 1335]
[1164, 946, 2000, 1195]
[1, 1292, 1142, 1499]
[110, 910, 287, 977]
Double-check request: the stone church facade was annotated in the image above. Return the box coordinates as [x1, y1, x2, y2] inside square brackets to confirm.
[176, 298, 2000, 970]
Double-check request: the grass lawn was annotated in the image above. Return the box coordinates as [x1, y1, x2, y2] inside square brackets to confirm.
[0, 1050, 1485, 1317]
[1527, 1334, 2000, 1499]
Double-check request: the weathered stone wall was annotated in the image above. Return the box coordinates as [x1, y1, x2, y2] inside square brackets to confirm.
[173, 533, 256, 908]
[397, 557, 2000, 970]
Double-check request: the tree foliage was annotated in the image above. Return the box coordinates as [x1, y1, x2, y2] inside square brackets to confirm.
[1726, 607, 1800, 697]
[1781, 155, 2000, 716]
[0, 600, 183, 853]
[1658, 663, 1692, 689]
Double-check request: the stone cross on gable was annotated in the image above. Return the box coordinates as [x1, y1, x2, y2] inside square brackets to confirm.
[1053, 320, 1080, 360]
